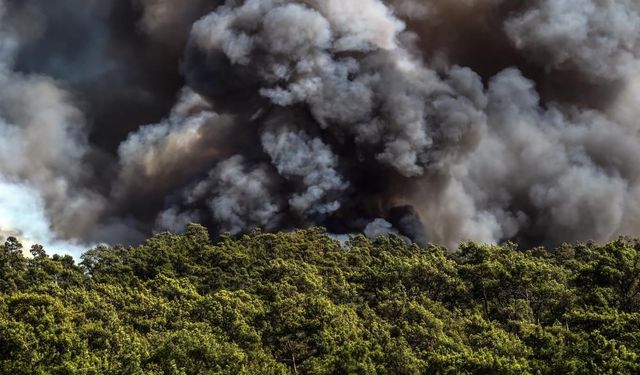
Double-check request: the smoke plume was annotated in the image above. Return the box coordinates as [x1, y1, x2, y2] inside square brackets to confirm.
[2, 0, 640, 254]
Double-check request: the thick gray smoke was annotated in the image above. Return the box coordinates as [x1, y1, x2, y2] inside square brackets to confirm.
[2, 0, 640, 254]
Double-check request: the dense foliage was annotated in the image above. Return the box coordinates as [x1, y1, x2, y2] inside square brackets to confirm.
[1, 225, 640, 374]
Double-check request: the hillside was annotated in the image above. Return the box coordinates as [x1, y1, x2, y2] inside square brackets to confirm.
[1, 225, 640, 374]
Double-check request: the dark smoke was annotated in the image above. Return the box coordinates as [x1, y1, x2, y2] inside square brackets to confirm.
[2, 0, 640, 255]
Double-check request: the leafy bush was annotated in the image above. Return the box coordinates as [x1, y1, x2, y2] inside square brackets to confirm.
[1, 225, 640, 374]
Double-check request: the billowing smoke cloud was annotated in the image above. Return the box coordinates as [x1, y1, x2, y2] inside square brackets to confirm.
[2, 0, 640, 254]
[505, 0, 640, 81]
[0, 1, 102, 254]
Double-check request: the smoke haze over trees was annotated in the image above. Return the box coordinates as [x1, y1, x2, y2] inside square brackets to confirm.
[2, 0, 640, 254]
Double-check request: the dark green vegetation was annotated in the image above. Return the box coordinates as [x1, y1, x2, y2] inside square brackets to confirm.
[1, 225, 640, 374]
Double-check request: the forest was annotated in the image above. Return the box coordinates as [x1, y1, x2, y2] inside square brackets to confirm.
[1, 225, 640, 374]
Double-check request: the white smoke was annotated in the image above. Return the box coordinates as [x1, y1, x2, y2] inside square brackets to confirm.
[364, 218, 399, 239]
[505, 0, 640, 81]
[0, 181, 89, 257]
[158, 155, 283, 235]
[0, 1, 102, 255]
[261, 127, 348, 216]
